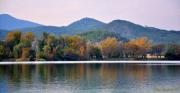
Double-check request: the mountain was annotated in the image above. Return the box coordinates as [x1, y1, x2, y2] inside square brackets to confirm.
[19, 26, 67, 37]
[79, 30, 128, 42]
[0, 14, 180, 44]
[20, 17, 106, 35]
[104, 20, 180, 44]
[65, 17, 106, 35]
[0, 14, 43, 30]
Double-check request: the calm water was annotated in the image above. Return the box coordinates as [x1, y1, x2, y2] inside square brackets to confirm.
[0, 64, 180, 93]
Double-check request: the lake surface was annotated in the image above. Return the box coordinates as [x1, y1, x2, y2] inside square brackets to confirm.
[0, 63, 180, 93]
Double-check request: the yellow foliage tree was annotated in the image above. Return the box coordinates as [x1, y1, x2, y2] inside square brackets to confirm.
[5, 31, 22, 57]
[130, 37, 152, 51]
[64, 36, 87, 59]
[100, 37, 119, 58]
[6, 31, 21, 43]
[129, 37, 152, 58]
[21, 32, 35, 42]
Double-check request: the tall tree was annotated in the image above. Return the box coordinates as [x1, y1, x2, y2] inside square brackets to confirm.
[87, 44, 102, 60]
[100, 37, 119, 59]
[5, 31, 22, 58]
[21, 32, 35, 42]
[129, 37, 152, 58]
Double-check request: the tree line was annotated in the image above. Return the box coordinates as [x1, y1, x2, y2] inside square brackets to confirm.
[0, 31, 180, 61]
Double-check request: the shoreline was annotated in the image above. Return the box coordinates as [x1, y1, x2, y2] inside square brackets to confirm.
[0, 61, 180, 65]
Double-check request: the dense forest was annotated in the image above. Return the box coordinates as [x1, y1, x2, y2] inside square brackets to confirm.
[0, 31, 180, 61]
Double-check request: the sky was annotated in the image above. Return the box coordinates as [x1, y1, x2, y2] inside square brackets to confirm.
[0, 0, 180, 30]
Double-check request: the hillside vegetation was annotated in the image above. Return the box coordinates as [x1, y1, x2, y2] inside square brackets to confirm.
[79, 30, 128, 42]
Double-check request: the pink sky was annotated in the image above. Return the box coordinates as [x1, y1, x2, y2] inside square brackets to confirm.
[0, 0, 180, 30]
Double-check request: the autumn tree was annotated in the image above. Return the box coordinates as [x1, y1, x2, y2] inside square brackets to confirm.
[47, 35, 59, 48]
[64, 36, 87, 60]
[6, 31, 21, 45]
[43, 35, 59, 60]
[123, 42, 143, 58]
[22, 32, 35, 42]
[100, 37, 120, 59]
[129, 37, 152, 59]
[13, 32, 36, 60]
[5, 31, 22, 57]
[0, 45, 5, 60]
[20, 32, 36, 48]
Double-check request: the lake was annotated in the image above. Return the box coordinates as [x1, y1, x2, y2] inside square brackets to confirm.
[0, 63, 180, 93]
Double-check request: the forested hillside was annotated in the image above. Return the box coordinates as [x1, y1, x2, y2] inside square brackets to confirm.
[79, 30, 128, 42]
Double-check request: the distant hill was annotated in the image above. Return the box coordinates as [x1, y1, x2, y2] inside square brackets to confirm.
[65, 17, 106, 35]
[0, 14, 43, 30]
[19, 17, 106, 35]
[19, 26, 67, 37]
[79, 30, 128, 42]
[0, 29, 9, 40]
[0, 14, 180, 44]
[104, 20, 180, 44]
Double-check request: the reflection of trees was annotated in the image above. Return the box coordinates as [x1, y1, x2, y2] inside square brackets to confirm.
[8, 65, 22, 82]
[0, 66, 6, 78]
[38, 64, 57, 83]
[100, 64, 118, 83]
[2, 64, 180, 91]
[123, 65, 152, 83]
[21, 64, 32, 81]
[0, 64, 153, 83]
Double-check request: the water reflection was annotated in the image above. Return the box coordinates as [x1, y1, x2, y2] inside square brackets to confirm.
[0, 64, 180, 93]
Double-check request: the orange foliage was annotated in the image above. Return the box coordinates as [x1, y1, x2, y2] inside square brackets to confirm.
[100, 37, 119, 58]
[130, 37, 152, 51]
[6, 31, 21, 43]
[21, 32, 35, 42]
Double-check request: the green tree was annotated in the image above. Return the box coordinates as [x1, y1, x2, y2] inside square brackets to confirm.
[47, 35, 58, 48]
[87, 44, 102, 60]
[165, 44, 180, 60]
[63, 47, 80, 61]
[13, 44, 22, 58]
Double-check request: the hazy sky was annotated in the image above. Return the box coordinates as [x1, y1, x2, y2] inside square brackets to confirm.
[0, 0, 180, 30]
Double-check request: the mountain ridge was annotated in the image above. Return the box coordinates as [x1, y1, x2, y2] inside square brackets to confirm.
[0, 14, 43, 30]
[0, 14, 180, 44]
